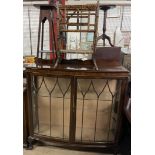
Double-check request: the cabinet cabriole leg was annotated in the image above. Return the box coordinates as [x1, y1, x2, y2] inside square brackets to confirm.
[27, 136, 34, 150]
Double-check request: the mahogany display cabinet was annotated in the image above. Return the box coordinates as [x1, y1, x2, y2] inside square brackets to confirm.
[24, 47, 129, 154]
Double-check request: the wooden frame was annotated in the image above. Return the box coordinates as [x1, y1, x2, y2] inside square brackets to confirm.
[56, 2, 99, 69]
[35, 4, 57, 64]
[24, 47, 129, 154]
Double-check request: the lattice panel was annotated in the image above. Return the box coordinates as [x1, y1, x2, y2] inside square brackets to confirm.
[31, 75, 122, 143]
[32, 76, 71, 140]
[76, 79, 122, 142]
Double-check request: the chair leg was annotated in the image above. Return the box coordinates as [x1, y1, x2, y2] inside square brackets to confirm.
[54, 58, 59, 68]
[93, 58, 98, 70]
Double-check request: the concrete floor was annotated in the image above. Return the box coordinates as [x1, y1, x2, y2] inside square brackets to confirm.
[23, 145, 112, 155]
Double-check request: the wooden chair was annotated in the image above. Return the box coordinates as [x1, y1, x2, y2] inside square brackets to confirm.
[54, 2, 99, 69]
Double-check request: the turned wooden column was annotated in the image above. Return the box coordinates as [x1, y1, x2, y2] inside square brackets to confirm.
[97, 5, 116, 47]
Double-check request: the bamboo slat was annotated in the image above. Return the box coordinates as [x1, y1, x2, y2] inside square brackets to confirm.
[60, 29, 95, 32]
[60, 49, 93, 54]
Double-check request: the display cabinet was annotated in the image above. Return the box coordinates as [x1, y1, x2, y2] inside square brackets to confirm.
[25, 47, 128, 154]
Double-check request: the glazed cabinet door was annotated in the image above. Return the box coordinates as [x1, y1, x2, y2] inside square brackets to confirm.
[74, 78, 125, 144]
[27, 73, 127, 148]
[28, 74, 72, 141]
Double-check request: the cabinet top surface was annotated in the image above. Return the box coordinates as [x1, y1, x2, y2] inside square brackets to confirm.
[24, 60, 129, 78]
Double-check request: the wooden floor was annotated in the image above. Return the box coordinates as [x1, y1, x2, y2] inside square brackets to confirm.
[23, 145, 113, 155]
